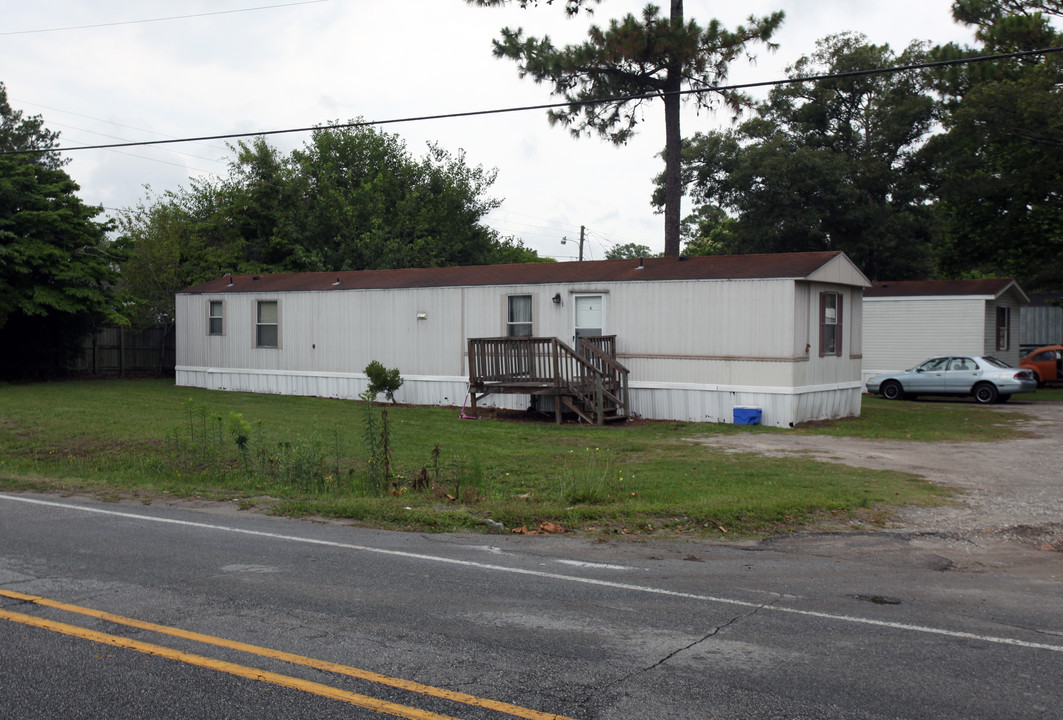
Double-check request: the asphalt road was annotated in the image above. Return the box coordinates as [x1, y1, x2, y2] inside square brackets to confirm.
[1, 491, 1061, 719]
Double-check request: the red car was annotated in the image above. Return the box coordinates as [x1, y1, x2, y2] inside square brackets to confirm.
[1020, 345, 1063, 387]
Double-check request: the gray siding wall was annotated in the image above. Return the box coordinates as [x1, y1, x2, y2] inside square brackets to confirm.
[1020, 306, 1063, 352]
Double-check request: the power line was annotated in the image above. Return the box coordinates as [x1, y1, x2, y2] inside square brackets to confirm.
[14, 98, 232, 155]
[3, 46, 1061, 158]
[45, 121, 224, 165]
[0, 1, 330, 36]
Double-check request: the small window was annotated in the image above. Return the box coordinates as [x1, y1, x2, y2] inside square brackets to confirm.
[256, 300, 278, 348]
[507, 295, 532, 337]
[208, 301, 224, 335]
[996, 307, 1010, 351]
[819, 292, 843, 357]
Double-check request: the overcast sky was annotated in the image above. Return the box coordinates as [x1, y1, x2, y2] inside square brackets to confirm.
[5, 1, 978, 261]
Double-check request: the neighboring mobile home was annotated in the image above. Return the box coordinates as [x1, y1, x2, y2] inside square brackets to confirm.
[176, 251, 870, 428]
[862, 279, 1029, 381]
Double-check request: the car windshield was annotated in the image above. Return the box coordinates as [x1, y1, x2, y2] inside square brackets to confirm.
[980, 356, 1013, 368]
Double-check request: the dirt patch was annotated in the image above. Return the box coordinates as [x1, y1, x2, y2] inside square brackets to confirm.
[694, 401, 1063, 570]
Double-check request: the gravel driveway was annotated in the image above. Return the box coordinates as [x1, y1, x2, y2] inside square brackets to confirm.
[695, 401, 1063, 573]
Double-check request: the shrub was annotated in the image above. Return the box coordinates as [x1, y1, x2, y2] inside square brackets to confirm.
[364, 361, 403, 403]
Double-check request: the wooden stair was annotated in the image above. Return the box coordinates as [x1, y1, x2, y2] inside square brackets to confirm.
[467, 336, 630, 425]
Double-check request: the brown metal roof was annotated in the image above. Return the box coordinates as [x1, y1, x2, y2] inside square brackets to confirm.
[865, 278, 1025, 300]
[180, 251, 850, 294]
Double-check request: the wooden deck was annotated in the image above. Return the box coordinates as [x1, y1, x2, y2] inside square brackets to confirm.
[467, 336, 629, 425]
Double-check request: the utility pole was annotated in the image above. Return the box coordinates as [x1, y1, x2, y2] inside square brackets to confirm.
[562, 225, 586, 261]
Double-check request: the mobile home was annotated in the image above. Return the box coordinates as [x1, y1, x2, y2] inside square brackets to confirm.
[176, 251, 870, 428]
[862, 278, 1028, 381]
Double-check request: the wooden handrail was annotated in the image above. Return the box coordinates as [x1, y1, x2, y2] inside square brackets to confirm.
[468, 336, 629, 424]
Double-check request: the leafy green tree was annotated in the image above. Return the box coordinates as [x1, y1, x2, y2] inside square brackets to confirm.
[679, 204, 737, 256]
[113, 190, 227, 329]
[924, 1, 1063, 288]
[469, 0, 784, 257]
[117, 124, 545, 325]
[289, 127, 510, 270]
[0, 84, 122, 378]
[0, 83, 62, 171]
[673, 33, 937, 280]
[604, 242, 654, 259]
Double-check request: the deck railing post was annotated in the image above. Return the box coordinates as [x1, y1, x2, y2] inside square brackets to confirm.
[595, 376, 604, 426]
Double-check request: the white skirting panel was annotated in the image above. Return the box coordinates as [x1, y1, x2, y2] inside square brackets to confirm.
[623, 382, 862, 428]
[175, 367, 526, 411]
[176, 367, 862, 427]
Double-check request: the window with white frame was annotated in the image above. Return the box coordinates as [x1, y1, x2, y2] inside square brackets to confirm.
[507, 295, 533, 337]
[819, 291, 843, 357]
[256, 300, 279, 348]
[208, 300, 224, 335]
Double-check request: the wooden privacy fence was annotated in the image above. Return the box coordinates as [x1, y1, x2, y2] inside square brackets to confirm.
[467, 335, 629, 425]
[70, 325, 176, 377]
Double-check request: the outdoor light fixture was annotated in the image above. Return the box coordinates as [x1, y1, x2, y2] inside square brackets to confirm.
[552, 293, 562, 305]
[417, 312, 428, 320]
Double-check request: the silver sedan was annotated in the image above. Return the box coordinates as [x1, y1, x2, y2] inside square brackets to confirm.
[865, 355, 1037, 404]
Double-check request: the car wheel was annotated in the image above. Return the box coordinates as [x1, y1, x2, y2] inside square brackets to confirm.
[1033, 372, 1044, 389]
[881, 380, 904, 400]
[973, 383, 998, 404]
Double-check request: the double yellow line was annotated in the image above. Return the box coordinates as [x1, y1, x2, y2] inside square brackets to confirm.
[0, 588, 574, 720]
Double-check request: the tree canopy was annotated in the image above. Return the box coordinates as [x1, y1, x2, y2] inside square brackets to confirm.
[667, 0, 1062, 289]
[604, 242, 655, 260]
[470, 0, 784, 257]
[0, 83, 122, 379]
[117, 124, 545, 326]
[923, 0, 1063, 288]
[671, 33, 937, 280]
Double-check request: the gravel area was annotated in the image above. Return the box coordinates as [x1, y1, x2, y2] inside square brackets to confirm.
[694, 401, 1063, 571]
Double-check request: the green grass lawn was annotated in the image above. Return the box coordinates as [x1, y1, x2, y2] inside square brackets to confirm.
[1, 379, 1043, 538]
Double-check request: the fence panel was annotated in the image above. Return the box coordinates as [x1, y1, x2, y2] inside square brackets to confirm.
[71, 325, 176, 377]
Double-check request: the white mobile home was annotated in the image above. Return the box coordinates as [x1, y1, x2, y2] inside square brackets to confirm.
[862, 278, 1029, 381]
[176, 251, 870, 428]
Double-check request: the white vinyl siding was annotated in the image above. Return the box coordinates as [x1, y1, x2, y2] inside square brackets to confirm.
[863, 297, 985, 379]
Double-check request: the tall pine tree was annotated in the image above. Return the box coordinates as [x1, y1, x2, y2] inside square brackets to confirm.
[469, 0, 783, 256]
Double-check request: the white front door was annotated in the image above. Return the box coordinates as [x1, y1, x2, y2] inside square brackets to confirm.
[574, 295, 603, 341]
